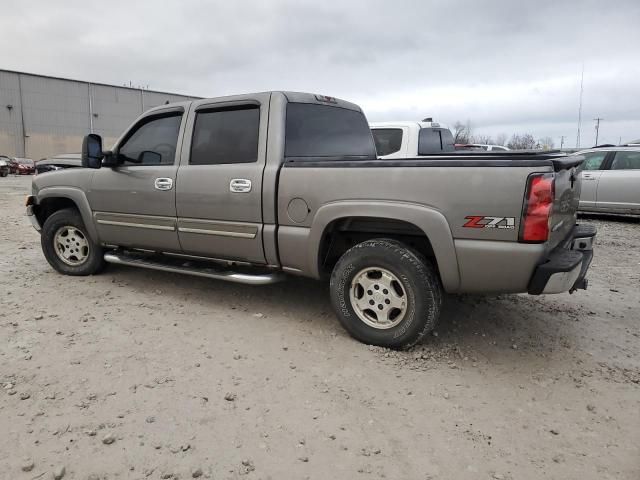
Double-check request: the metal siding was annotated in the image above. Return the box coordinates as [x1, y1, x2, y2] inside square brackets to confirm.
[0, 70, 197, 159]
[91, 84, 145, 149]
[0, 71, 24, 157]
[20, 74, 90, 160]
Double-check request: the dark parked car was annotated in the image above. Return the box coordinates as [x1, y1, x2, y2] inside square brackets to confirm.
[35, 153, 81, 175]
[0, 156, 10, 177]
[15, 158, 35, 175]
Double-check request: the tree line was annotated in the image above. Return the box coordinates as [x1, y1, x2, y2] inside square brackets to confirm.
[452, 121, 555, 150]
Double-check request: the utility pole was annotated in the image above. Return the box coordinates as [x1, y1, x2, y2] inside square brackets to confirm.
[560, 135, 565, 149]
[576, 64, 584, 148]
[594, 117, 603, 146]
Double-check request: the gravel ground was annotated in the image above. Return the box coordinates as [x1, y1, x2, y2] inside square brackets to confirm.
[1, 174, 638, 480]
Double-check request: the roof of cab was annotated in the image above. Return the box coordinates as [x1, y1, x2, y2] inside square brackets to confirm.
[155, 91, 364, 113]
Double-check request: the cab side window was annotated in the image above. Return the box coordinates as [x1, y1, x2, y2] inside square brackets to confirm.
[582, 152, 607, 171]
[611, 151, 640, 170]
[190, 105, 260, 165]
[118, 113, 182, 166]
[372, 128, 403, 156]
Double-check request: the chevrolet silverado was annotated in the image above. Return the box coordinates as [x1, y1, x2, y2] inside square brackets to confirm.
[26, 91, 595, 349]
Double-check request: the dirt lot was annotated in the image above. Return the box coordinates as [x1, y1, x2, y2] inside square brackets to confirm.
[1, 174, 638, 480]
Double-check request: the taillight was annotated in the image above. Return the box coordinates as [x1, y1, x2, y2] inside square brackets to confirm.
[519, 173, 555, 243]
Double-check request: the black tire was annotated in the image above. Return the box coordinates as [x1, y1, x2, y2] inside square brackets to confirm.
[0, 170, 7, 177]
[329, 238, 442, 350]
[41, 208, 105, 276]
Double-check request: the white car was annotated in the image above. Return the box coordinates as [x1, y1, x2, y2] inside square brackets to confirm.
[466, 143, 510, 152]
[370, 121, 455, 159]
[577, 146, 640, 215]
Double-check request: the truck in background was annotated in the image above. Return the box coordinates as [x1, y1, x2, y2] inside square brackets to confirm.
[370, 120, 455, 158]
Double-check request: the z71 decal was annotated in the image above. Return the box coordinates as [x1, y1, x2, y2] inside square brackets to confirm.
[463, 216, 515, 229]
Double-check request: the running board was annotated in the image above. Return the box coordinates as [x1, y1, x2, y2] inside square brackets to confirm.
[104, 251, 286, 285]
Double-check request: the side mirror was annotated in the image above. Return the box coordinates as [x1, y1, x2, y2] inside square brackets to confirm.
[102, 151, 118, 167]
[81, 134, 104, 169]
[137, 151, 162, 165]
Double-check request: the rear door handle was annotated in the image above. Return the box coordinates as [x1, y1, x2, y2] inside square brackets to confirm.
[230, 178, 252, 193]
[154, 178, 173, 190]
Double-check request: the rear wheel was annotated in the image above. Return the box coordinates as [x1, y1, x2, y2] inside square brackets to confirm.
[41, 208, 105, 276]
[330, 238, 442, 350]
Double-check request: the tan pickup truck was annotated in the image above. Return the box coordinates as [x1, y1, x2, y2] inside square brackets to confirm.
[26, 91, 596, 349]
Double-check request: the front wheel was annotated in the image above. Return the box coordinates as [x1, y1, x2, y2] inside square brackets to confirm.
[330, 238, 442, 350]
[41, 208, 105, 276]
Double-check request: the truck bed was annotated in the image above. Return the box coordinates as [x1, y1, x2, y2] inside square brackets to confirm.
[277, 150, 584, 294]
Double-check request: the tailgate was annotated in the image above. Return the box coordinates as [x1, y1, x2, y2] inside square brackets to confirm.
[547, 157, 584, 249]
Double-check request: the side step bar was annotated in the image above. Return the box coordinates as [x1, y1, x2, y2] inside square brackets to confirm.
[104, 251, 286, 286]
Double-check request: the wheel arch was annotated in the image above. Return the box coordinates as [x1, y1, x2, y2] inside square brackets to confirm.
[309, 201, 460, 292]
[35, 187, 98, 242]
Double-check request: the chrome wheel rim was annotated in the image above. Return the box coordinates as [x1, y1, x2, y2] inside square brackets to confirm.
[53, 226, 90, 266]
[349, 267, 407, 329]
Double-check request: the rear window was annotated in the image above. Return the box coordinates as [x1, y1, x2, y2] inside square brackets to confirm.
[285, 103, 376, 158]
[418, 128, 455, 155]
[611, 151, 640, 170]
[372, 128, 403, 156]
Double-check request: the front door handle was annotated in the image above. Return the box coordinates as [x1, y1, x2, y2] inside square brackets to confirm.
[230, 178, 252, 193]
[154, 178, 173, 191]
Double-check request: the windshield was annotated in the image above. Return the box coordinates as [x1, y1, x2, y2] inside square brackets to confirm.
[17, 158, 34, 165]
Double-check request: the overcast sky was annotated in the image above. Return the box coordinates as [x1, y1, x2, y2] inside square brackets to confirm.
[2, 0, 639, 147]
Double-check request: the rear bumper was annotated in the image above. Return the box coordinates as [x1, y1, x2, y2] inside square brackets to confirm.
[528, 224, 596, 295]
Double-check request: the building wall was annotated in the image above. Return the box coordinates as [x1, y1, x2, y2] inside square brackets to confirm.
[0, 71, 24, 157]
[0, 70, 198, 160]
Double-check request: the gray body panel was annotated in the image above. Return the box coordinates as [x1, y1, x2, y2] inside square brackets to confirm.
[87, 104, 191, 252]
[36, 154, 82, 169]
[595, 169, 640, 213]
[276, 164, 565, 293]
[175, 93, 271, 263]
[30, 90, 586, 295]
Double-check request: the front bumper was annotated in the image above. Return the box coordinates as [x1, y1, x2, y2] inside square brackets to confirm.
[25, 203, 42, 232]
[528, 224, 596, 295]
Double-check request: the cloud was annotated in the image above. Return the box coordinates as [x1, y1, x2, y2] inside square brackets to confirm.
[1, 0, 639, 146]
